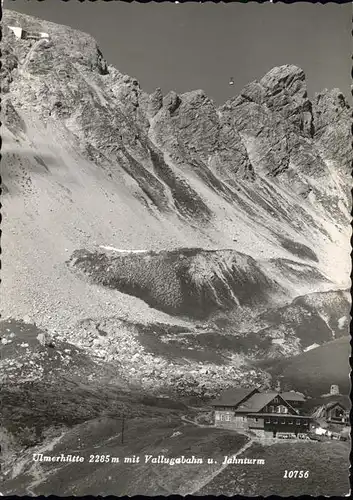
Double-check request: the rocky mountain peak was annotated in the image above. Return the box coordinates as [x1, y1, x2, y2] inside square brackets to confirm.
[2, 10, 109, 77]
[1, 9, 351, 333]
[260, 64, 307, 97]
[148, 87, 163, 117]
[162, 90, 182, 114]
[313, 88, 350, 128]
[311, 88, 351, 175]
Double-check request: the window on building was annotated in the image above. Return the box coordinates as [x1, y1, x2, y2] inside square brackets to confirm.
[225, 414, 231, 421]
[281, 419, 285, 424]
[296, 420, 301, 425]
[273, 419, 278, 424]
[288, 420, 293, 425]
[269, 406, 274, 413]
[215, 414, 220, 420]
[276, 406, 281, 413]
[265, 418, 271, 424]
[254, 418, 258, 422]
[283, 406, 288, 414]
[303, 421, 308, 426]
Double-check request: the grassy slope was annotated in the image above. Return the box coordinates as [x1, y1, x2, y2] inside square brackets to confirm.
[257, 335, 350, 396]
[2, 419, 248, 496]
[0, 319, 186, 450]
[197, 440, 350, 496]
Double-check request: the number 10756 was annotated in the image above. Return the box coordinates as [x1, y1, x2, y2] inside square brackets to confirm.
[284, 470, 309, 478]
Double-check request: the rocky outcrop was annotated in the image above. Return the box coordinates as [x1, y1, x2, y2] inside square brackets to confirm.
[1, 35, 18, 93]
[148, 87, 163, 117]
[312, 88, 352, 174]
[3, 10, 109, 76]
[220, 65, 322, 179]
[163, 90, 181, 114]
[3, 99, 27, 136]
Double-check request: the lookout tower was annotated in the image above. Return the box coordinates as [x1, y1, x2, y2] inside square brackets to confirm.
[330, 384, 339, 396]
[274, 379, 281, 392]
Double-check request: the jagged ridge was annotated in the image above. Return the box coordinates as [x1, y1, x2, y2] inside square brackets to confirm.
[0, 8, 350, 380]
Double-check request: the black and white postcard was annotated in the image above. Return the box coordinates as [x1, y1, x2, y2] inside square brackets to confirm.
[1, 0, 351, 496]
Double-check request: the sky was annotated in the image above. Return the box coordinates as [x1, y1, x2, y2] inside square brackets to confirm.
[4, 0, 352, 105]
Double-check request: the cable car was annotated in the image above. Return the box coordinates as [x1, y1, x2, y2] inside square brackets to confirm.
[229, 77, 234, 86]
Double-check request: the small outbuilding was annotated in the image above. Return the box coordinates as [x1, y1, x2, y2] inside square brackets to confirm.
[7, 25, 49, 40]
[312, 401, 349, 426]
